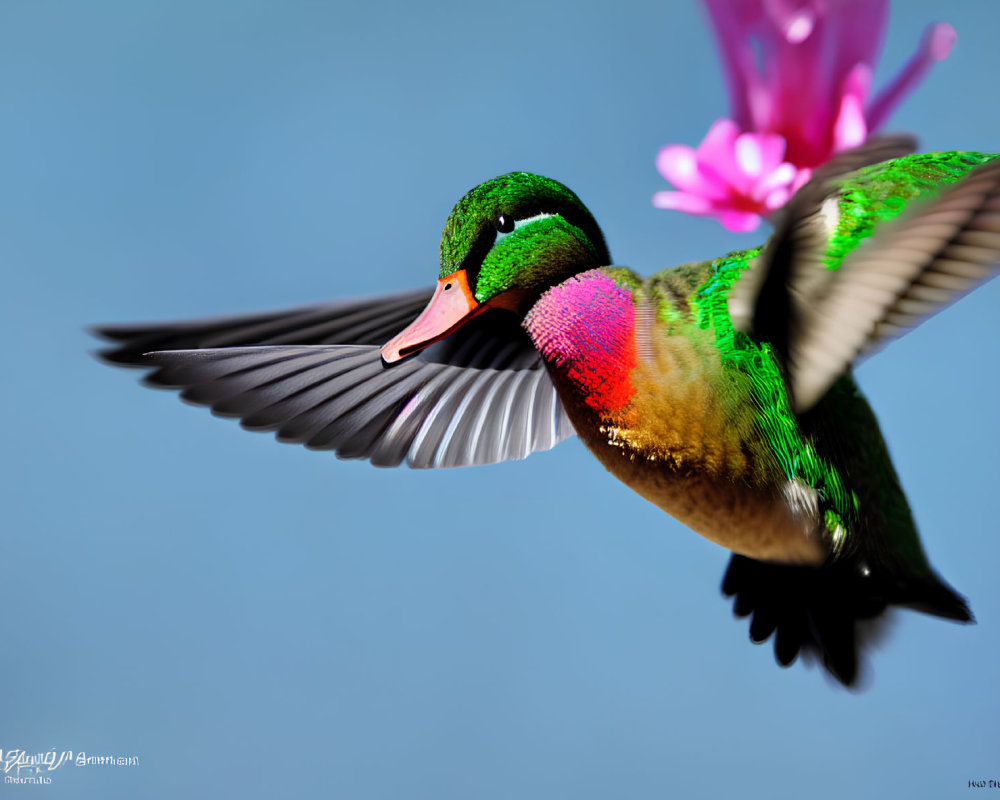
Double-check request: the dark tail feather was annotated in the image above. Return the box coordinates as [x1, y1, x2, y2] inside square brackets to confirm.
[895, 573, 974, 623]
[721, 555, 972, 687]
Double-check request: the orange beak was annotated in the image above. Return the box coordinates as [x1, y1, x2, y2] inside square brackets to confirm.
[380, 270, 484, 363]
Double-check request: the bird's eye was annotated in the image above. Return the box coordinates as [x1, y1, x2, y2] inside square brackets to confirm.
[495, 214, 515, 234]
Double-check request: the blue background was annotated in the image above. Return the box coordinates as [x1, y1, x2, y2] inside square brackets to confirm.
[2, 1, 998, 797]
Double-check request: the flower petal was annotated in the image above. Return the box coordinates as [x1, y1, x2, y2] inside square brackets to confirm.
[832, 63, 870, 152]
[735, 134, 765, 177]
[718, 209, 764, 232]
[703, 0, 765, 129]
[750, 160, 801, 202]
[762, 0, 817, 44]
[762, 186, 791, 210]
[652, 2, 953, 232]
[656, 145, 700, 190]
[734, 133, 790, 179]
[651, 190, 714, 215]
[866, 22, 956, 131]
[756, 160, 797, 193]
[826, 0, 889, 97]
[790, 166, 812, 193]
[697, 119, 741, 164]
[692, 119, 757, 194]
[928, 21, 958, 60]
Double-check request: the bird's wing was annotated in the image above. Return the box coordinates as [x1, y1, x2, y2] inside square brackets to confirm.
[93, 289, 435, 364]
[727, 135, 919, 336]
[94, 293, 574, 468]
[731, 145, 1000, 412]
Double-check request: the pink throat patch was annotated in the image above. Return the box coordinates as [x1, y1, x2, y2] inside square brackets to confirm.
[524, 270, 638, 413]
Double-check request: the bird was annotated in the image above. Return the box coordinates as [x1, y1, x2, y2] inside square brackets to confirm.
[95, 138, 1000, 686]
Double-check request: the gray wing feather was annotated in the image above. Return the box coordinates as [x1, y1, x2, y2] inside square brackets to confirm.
[97, 288, 576, 468]
[94, 289, 434, 365]
[144, 344, 574, 469]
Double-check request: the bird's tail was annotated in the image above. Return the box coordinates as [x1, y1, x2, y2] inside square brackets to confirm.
[721, 554, 972, 687]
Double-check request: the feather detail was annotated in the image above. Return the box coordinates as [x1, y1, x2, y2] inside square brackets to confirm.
[95, 294, 576, 469]
[143, 344, 573, 469]
[734, 150, 1000, 412]
[523, 269, 638, 414]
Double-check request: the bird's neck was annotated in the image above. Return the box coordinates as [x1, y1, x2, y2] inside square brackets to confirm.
[522, 268, 639, 415]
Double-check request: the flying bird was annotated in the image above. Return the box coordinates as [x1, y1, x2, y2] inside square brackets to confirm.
[95, 140, 1000, 686]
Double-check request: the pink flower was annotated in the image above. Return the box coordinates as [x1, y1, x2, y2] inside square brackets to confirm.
[653, 120, 811, 232]
[654, 0, 956, 232]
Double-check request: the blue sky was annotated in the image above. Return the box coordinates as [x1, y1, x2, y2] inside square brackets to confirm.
[1, 1, 998, 798]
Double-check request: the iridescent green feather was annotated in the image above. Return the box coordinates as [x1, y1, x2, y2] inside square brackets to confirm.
[823, 151, 1000, 270]
[692, 249, 859, 553]
[473, 219, 603, 302]
[439, 172, 608, 285]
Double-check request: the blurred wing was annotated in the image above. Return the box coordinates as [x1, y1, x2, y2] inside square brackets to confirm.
[785, 158, 1000, 411]
[728, 135, 918, 335]
[734, 149, 1000, 412]
[96, 295, 574, 468]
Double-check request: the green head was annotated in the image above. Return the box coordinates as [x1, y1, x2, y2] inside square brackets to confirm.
[439, 171, 611, 305]
[382, 172, 611, 362]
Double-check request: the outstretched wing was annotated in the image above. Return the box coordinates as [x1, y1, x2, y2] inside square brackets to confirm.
[94, 293, 574, 468]
[731, 146, 1000, 412]
[94, 289, 435, 364]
